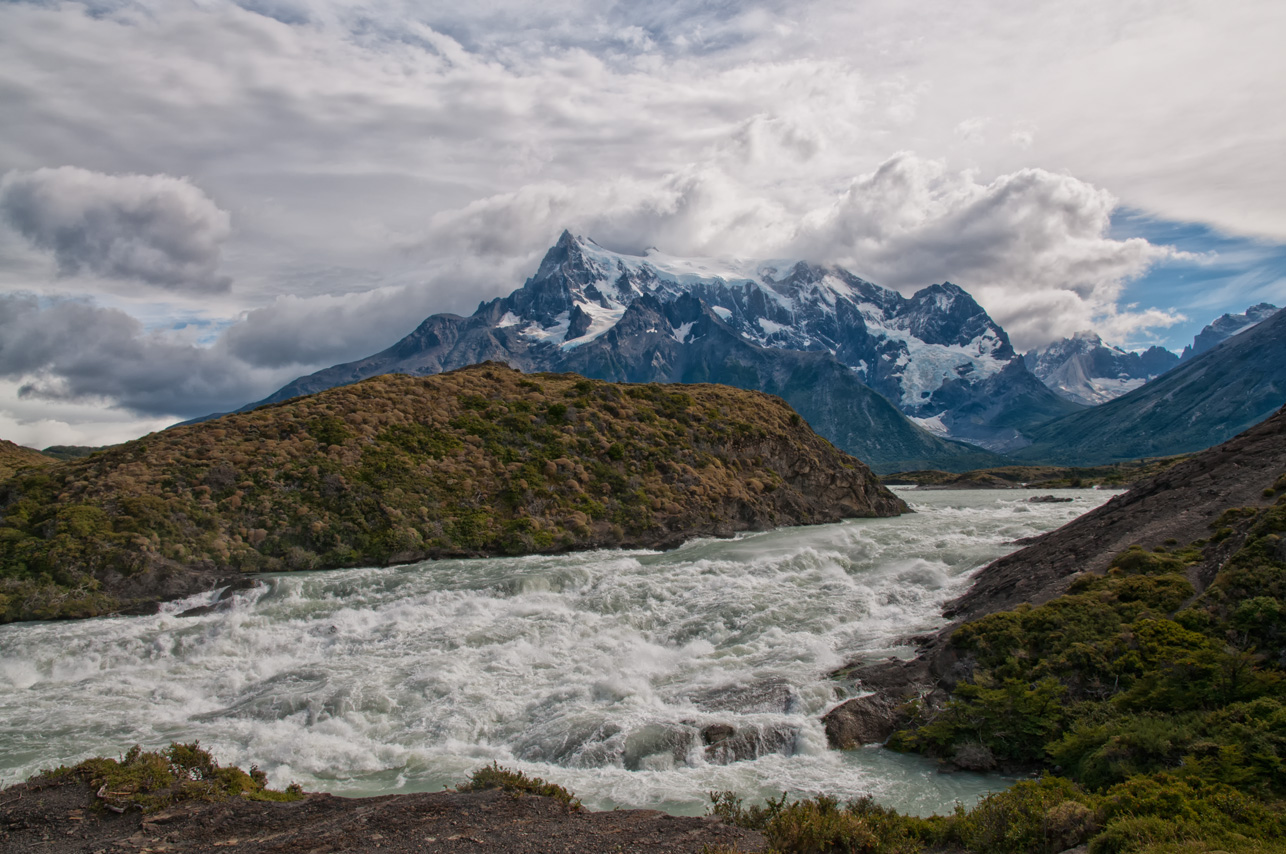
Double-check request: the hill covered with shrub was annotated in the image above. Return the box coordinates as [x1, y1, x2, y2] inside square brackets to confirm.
[0, 439, 53, 482]
[0, 364, 904, 623]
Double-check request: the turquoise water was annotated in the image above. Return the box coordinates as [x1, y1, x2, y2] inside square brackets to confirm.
[0, 488, 1114, 816]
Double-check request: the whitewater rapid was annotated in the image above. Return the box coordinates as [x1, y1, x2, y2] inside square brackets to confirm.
[0, 488, 1114, 816]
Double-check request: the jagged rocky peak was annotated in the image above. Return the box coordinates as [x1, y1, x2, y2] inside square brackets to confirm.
[1025, 330, 1179, 407]
[221, 230, 1076, 460]
[1181, 302, 1279, 361]
[493, 233, 1029, 419]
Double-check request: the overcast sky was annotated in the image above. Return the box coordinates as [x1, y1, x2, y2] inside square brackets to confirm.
[1, 0, 1283, 447]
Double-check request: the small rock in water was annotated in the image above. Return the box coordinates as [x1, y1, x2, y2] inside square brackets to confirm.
[1028, 494, 1074, 503]
[950, 742, 997, 771]
[700, 723, 735, 746]
[703, 723, 798, 765]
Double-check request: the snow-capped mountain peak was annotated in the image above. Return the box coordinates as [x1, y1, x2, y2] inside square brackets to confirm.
[485, 232, 1069, 450]
[1025, 333, 1178, 406]
[1181, 303, 1279, 361]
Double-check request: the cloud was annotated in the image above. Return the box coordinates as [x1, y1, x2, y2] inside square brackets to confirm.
[0, 0, 1280, 442]
[0, 167, 232, 292]
[788, 154, 1189, 349]
[410, 153, 1190, 351]
[0, 293, 290, 418]
[222, 286, 448, 369]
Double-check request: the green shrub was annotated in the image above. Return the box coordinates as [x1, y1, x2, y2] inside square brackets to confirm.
[50, 742, 303, 813]
[708, 792, 922, 854]
[1090, 815, 1187, 854]
[951, 778, 1097, 854]
[458, 763, 580, 809]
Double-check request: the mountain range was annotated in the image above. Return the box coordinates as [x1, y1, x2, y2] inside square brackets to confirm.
[1023, 332, 1178, 406]
[207, 233, 1083, 470]
[200, 232, 1283, 472]
[1014, 304, 1286, 464]
[1181, 302, 1279, 361]
[1024, 303, 1279, 407]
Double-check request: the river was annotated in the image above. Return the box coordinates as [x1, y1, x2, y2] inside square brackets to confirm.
[0, 488, 1114, 816]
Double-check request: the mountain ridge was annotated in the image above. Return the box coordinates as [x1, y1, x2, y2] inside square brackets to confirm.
[197, 231, 1081, 470]
[1023, 331, 1178, 406]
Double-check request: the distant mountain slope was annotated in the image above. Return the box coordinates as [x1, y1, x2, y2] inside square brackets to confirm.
[1024, 332, 1178, 406]
[1013, 306, 1286, 465]
[1181, 302, 1278, 361]
[0, 440, 53, 481]
[0, 365, 907, 623]
[201, 231, 1075, 470]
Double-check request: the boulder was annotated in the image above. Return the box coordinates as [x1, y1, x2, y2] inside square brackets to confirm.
[822, 693, 902, 749]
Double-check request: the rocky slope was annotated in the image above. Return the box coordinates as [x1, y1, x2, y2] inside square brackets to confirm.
[0, 364, 906, 623]
[0, 439, 53, 481]
[825, 401, 1286, 769]
[1023, 331, 1177, 406]
[1013, 305, 1286, 465]
[946, 400, 1286, 622]
[203, 231, 1074, 468]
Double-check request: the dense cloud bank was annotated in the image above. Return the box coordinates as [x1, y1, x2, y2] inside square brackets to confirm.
[0, 0, 1279, 443]
[0, 168, 232, 293]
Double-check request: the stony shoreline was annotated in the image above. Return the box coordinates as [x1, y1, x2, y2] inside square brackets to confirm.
[0, 773, 766, 854]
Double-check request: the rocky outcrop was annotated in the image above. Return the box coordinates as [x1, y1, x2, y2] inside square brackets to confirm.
[825, 403, 1286, 747]
[950, 401, 1286, 621]
[0, 774, 766, 854]
[822, 693, 903, 748]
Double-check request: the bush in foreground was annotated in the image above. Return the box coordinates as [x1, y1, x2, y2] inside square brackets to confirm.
[46, 742, 304, 813]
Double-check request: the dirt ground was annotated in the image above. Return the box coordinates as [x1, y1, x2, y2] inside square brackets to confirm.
[0, 774, 767, 854]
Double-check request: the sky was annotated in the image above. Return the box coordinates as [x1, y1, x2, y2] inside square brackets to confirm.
[0, 0, 1283, 448]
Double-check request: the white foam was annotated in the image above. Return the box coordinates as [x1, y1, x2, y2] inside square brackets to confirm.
[0, 490, 1115, 815]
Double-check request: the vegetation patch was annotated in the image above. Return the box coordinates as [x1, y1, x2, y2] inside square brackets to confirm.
[458, 763, 581, 809]
[0, 438, 55, 482]
[45, 742, 303, 814]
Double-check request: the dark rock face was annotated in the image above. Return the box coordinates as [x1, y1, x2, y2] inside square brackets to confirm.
[1016, 308, 1286, 466]
[197, 232, 1075, 471]
[0, 775, 768, 854]
[702, 724, 799, 765]
[822, 693, 903, 749]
